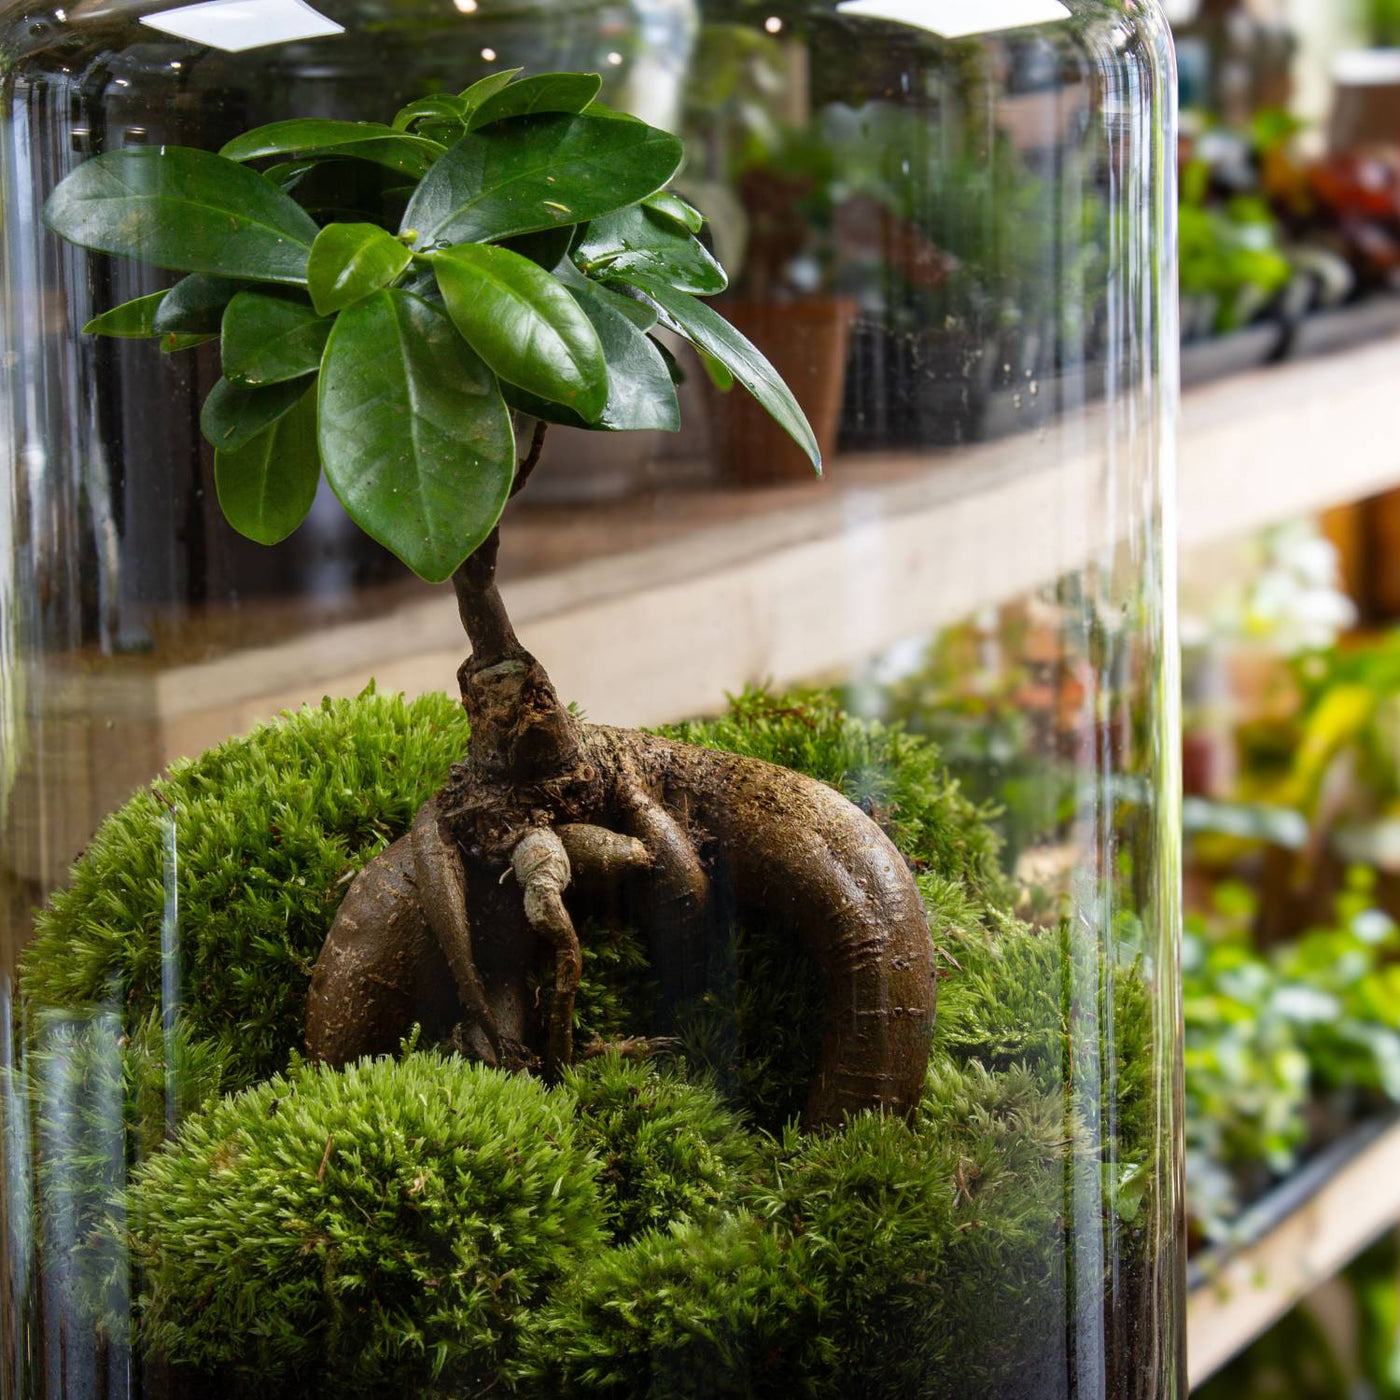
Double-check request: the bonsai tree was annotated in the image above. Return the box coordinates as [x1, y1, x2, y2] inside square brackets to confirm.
[43, 69, 934, 1127]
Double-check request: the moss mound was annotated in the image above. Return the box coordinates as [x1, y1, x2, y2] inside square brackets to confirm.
[21, 687, 472, 1094]
[564, 1054, 756, 1244]
[117, 1053, 604, 1394]
[15, 688, 1155, 1398]
[516, 1060, 1091, 1400]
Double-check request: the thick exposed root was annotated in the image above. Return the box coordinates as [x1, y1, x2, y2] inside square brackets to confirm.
[412, 798, 502, 1064]
[308, 429, 937, 1122]
[304, 834, 458, 1065]
[307, 716, 934, 1128]
[601, 728, 935, 1126]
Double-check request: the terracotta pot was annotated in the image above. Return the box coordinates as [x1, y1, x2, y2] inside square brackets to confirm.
[710, 297, 859, 485]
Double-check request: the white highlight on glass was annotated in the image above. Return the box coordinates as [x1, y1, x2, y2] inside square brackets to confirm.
[481, 46, 497, 60]
[454, 0, 479, 12]
[606, 50, 623, 65]
[834, 0, 1069, 39]
[764, 14, 783, 32]
[140, 0, 344, 53]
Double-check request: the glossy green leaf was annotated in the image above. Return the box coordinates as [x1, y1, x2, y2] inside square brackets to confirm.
[201, 375, 311, 453]
[318, 289, 515, 582]
[466, 72, 601, 130]
[43, 147, 318, 284]
[83, 291, 166, 337]
[459, 69, 523, 108]
[214, 384, 321, 546]
[221, 291, 333, 386]
[432, 242, 606, 420]
[623, 274, 821, 471]
[501, 278, 676, 432]
[643, 189, 703, 233]
[401, 112, 682, 249]
[160, 331, 217, 353]
[152, 273, 242, 335]
[576, 205, 726, 295]
[555, 258, 658, 329]
[393, 94, 468, 132]
[578, 282, 679, 429]
[307, 223, 413, 316]
[220, 120, 443, 178]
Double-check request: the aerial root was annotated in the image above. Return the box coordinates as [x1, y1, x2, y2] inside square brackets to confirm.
[512, 828, 582, 1076]
[556, 823, 651, 881]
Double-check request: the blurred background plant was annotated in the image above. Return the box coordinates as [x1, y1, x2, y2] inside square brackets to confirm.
[1373, 0, 1400, 49]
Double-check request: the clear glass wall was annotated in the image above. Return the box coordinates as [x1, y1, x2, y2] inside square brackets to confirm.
[1, 1, 1182, 1395]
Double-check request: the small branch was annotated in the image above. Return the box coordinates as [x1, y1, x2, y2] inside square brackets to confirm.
[511, 419, 549, 500]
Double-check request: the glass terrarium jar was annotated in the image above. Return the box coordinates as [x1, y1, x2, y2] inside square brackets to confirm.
[0, 1, 1183, 1397]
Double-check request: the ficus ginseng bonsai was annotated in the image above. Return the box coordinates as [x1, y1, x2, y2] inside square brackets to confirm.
[43, 68, 933, 1127]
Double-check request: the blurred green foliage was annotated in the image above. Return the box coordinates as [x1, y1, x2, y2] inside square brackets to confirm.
[1179, 157, 1294, 335]
[1374, 0, 1400, 46]
[1183, 869, 1400, 1241]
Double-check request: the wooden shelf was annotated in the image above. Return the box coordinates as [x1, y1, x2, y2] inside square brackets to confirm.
[10, 330, 1400, 889]
[1186, 1113, 1400, 1390]
[1179, 333, 1400, 554]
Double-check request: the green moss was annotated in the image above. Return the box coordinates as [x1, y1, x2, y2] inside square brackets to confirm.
[512, 1212, 805, 1400]
[14, 688, 1158, 1397]
[20, 688, 471, 1095]
[520, 1060, 1089, 1400]
[115, 1053, 605, 1394]
[564, 1055, 756, 1243]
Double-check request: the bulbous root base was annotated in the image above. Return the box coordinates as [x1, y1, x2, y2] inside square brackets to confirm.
[306, 716, 936, 1129]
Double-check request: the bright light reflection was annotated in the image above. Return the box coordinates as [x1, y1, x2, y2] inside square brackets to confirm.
[481, 45, 497, 60]
[764, 14, 782, 32]
[139, 0, 344, 53]
[834, 0, 1069, 39]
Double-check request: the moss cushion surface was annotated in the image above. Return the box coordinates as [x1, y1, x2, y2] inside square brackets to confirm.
[16, 688, 1155, 1399]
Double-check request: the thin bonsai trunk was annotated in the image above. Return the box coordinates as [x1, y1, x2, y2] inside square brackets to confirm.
[449, 418, 548, 670]
[450, 422, 582, 785]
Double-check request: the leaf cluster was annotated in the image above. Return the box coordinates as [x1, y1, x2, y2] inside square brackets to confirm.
[44, 71, 820, 582]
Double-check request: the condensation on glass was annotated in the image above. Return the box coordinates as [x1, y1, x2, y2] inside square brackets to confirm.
[0, 1, 1183, 1397]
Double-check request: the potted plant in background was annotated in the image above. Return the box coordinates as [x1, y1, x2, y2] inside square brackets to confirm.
[676, 25, 860, 483]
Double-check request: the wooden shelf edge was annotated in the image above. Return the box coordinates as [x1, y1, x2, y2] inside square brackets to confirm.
[11, 333, 1400, 889]
[1186, 1112, 1400, 1390]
